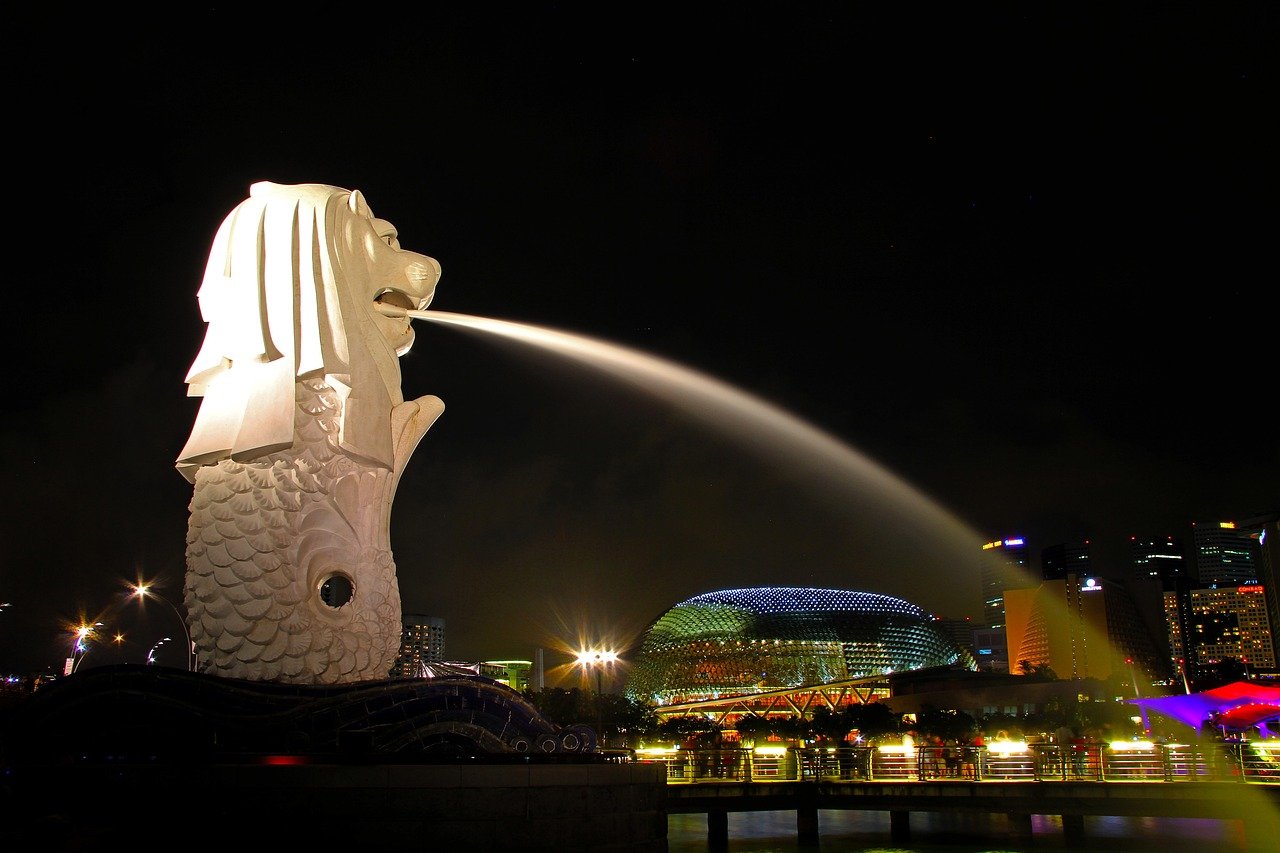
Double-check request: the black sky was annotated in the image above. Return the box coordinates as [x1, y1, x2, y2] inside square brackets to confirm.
[1, 5, 1275, 676]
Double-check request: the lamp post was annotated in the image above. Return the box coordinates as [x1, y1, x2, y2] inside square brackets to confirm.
[1125, 657, 1140, 698]
[130, 583, 195, 672]
[68, 622, 105, 674]
[576, 649, 618, 747]
[147, 637, 172, 665]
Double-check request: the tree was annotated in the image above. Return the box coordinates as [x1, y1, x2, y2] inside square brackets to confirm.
[653, 715, 719, 746]
[1018, 659, 1059, 680]
[846, 702, 905, 743]
[916, 705, 977, 742]
[733, 714, 773, 746]
[811, 707, 854, 744]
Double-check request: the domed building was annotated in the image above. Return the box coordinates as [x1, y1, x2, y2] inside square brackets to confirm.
[625, 587, 975, 708]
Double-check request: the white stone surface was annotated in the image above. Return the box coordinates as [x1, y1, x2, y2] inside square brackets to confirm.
[177, 182, 443, 682]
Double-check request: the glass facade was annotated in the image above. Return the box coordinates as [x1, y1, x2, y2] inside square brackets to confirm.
[625, 587, 975, 706]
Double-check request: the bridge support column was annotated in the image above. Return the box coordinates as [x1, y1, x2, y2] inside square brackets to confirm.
[1061, 813, 1085, 847]
[1006, 812, 1033, 841]
[707, 809, 728, 849]
[797, 804, 818, 844]
[890, 810, 911, 843]
[1243, 813, 1280, 852]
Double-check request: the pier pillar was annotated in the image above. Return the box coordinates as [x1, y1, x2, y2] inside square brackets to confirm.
[708, 809, 728, 849]
[797, 805, 819, 844]
[1062, 813, 1085, 846]
[1243, 813, 1280, 852]
[890, 810, 911, 842]
[1007, 812, 1033, 841]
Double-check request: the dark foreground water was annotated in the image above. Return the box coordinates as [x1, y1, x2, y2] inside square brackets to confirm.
[665, 811, 1248, 852]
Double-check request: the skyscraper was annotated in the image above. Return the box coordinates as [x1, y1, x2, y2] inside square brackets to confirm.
[1238, 510, 1280, 667]
[1004, 574, 1166, 685]
[1042, 541, 1092, 582]
[1191, 520, 1262, 586]
[1130, 535, 1188, 583]
[980, 536, 1031, 629]
[1185, 585, 1275, 675]
[391, 613, 446, 677]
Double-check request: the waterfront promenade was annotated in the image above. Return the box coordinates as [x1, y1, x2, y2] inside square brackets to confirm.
[640, 744, 1280, 850]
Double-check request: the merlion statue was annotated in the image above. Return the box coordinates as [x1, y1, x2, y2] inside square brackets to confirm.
[176, 181, 443, 683]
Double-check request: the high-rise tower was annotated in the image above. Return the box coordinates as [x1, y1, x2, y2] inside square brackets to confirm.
[1191, 520, 1262, 586]
[980, 536, 1032, 630]
[1042, 541, 1092, 582]
[391, 613, 446, 677]
[1130, 535, 1188, 584]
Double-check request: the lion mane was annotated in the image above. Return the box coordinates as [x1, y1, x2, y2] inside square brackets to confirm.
[177, 181, 441, 477]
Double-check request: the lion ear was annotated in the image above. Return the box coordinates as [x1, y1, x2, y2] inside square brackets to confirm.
[348, 189, 371, 217]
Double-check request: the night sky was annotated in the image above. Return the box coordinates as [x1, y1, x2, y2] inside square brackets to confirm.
[1, 6, 1275, 678]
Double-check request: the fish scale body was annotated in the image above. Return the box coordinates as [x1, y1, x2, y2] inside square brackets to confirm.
[185, 379, 401, 683]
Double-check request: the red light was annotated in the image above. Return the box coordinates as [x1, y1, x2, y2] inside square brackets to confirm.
[261, 755, 308, 765]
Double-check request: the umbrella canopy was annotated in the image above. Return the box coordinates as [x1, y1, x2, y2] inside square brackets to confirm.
[1128, 682, 1280, 733]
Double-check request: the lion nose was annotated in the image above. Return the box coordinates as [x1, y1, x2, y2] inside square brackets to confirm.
[405, 257, 441, 290]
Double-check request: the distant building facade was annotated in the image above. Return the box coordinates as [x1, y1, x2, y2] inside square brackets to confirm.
[1004, 574, 1166, 686]
[1041, 541, 1092, 582]
[392, 613, 446, 677]
[1130, 535, 1188, 583]
[1238, 510, 1280, 666]
[980, 536, 1032, 630]
[1185, 584, 1276, 674]
[1191, 520, 1262, 586]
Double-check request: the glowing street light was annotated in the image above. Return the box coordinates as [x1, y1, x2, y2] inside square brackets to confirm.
[130, 583, 195, 672]
[147, 637, 172, 665]
[67, 622, 105, 674]
[576, 648, 619, 746]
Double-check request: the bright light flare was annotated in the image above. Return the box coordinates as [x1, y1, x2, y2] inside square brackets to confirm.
[1109, 740, 1155, 751]
[987, 739, 1029, 756]
[575, 649, 619, 666]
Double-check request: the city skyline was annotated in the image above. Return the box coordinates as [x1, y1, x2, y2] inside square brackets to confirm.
[1, 7, 1276, 672]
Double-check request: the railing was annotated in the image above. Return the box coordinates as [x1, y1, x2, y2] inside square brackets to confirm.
[632, 741, 1280, 784]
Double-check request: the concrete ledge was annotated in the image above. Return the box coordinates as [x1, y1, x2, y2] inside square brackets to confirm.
[4, 760, 669, 851]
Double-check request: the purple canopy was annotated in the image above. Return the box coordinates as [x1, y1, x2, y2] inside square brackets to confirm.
[1128, 681, 1280, 735]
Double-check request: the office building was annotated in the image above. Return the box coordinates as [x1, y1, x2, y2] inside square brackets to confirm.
[1004, 574, 1166, 685]
[1185, 584, 1275, 674]
[391, 613, 446, 677]
[1238, 510, 1280, 666]
[477, 659, 534, 692]
[1191, 520, 1262, 586]
[1130, 535, 1188, 583]
[1042, 541, 1093, 582]
[980, 536, 1032, 629]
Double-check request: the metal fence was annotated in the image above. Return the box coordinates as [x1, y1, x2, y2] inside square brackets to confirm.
[631, 741, 1280, 784]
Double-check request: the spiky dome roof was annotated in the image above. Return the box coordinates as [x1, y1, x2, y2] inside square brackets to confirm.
[625, 586, 973, 705]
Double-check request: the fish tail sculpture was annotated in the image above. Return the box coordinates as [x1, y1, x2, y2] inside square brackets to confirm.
[176, 182, 443, 683]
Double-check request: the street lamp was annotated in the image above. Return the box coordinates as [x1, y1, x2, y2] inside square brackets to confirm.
[147, 637, 172, 665]
[68, 622, 105, 674]
[130, 583, 195, 672]
[576, 648, 618, 746]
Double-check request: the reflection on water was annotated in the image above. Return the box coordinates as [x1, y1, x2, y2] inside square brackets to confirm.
[665, 810, 1247, 852]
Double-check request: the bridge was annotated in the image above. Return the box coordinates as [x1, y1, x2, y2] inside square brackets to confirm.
[641, 743, 1280, 849]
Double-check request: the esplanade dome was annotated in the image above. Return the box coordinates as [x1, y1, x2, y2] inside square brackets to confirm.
[624, 586, 975, 706]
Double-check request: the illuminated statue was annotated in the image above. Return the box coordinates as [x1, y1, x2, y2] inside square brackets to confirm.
[177, 182, 444, 683]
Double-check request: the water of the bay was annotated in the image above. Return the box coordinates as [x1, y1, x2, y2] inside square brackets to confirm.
[664, 810, 1248, 852]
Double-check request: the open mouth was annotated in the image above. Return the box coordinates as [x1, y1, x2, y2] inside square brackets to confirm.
[373, 290, 417, 318]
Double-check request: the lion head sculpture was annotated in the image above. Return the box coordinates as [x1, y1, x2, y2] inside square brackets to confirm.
[176, 182, 445, 683]
[177, 181, 441, 477]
